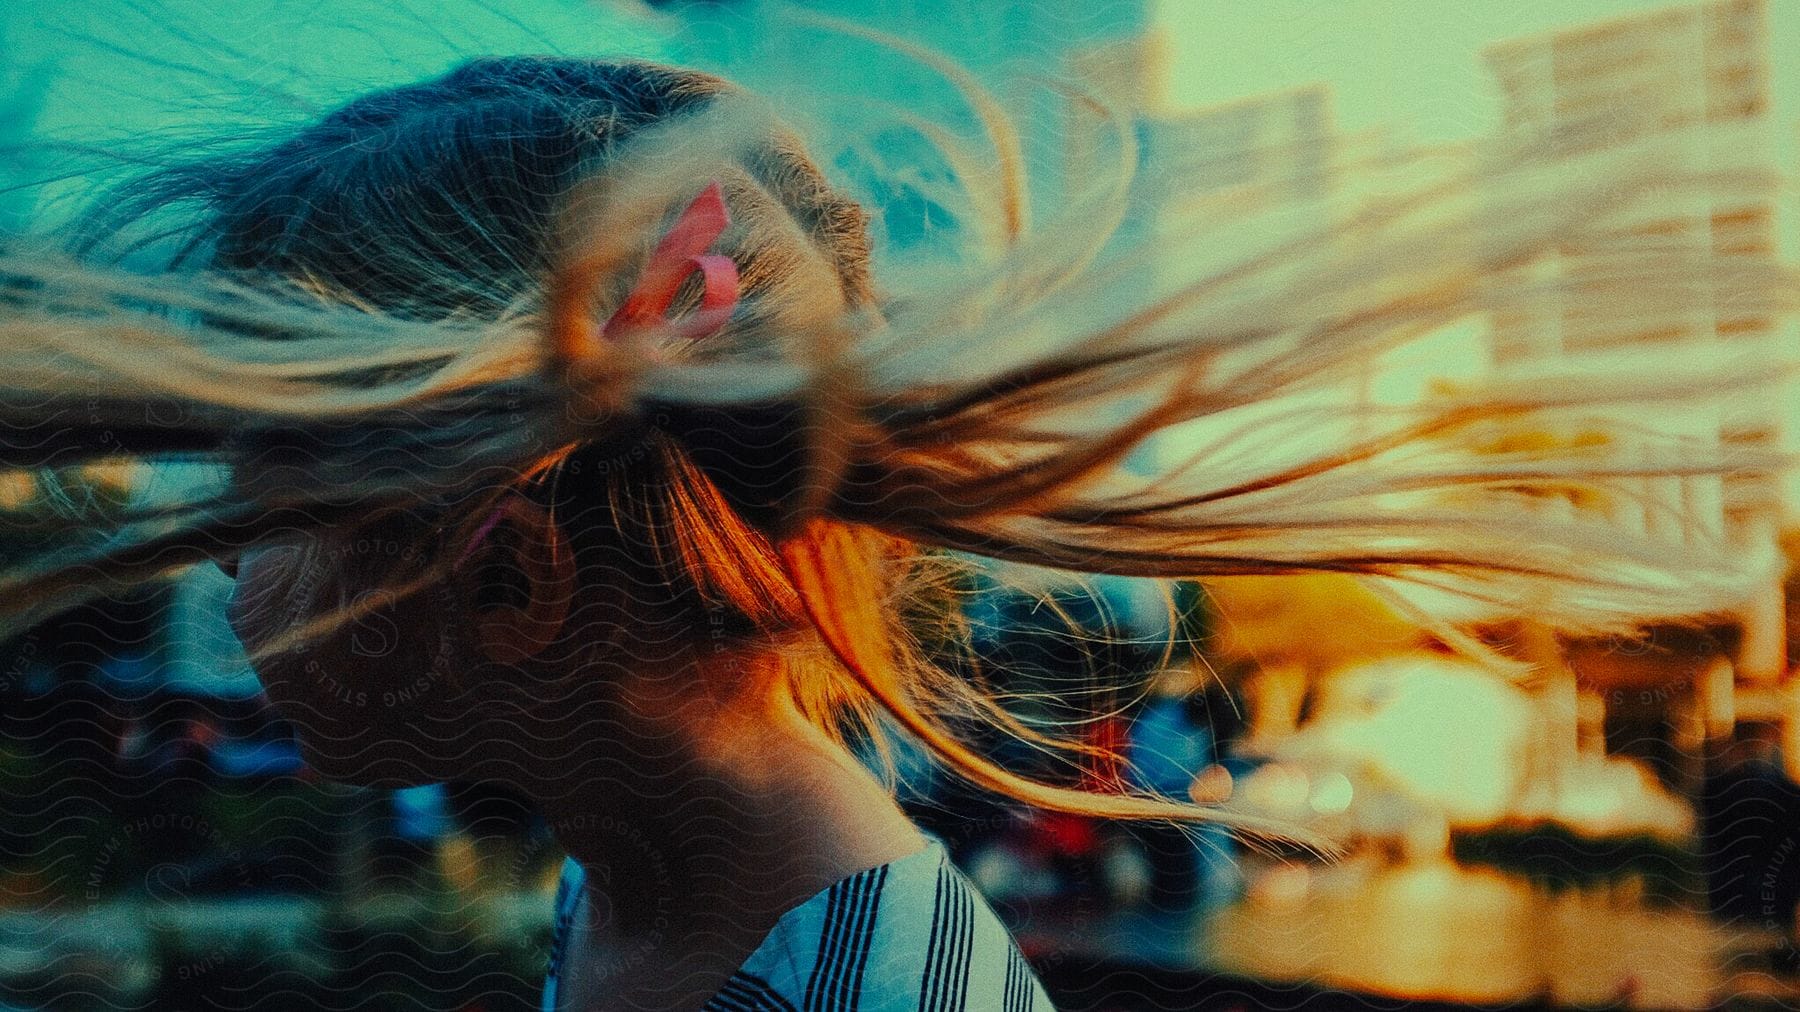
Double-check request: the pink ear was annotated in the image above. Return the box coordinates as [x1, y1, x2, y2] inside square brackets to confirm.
[671, 253, 740, 339]
[602, 182, 741, 342]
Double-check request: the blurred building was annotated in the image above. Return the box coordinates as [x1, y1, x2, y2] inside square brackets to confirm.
[1017, 3, 1800, 1007]
[1484, 0, 1797, 764]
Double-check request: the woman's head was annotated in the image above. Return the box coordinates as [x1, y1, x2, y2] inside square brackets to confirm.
[139, 58, 873, 312]
[165, 56, 908, 786]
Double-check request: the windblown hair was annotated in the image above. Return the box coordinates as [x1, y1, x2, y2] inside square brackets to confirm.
[0, 45, 1793, 836]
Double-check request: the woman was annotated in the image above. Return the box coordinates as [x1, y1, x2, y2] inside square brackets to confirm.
[0, 36, 1788, 1011]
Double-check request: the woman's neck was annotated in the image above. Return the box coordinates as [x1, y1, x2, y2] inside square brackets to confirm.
[532, 649, 927, 1009]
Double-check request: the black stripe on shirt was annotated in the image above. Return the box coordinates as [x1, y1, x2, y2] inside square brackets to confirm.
[947, 873, 974, 1011]
[804, 865, 888, 1011]
[917, 863, 975, 1012]
[839, 866, 888, 1007]
[803, 876, 848, 1012]
[1003, 945, 1035, 1012]
[707, 970, 801, 1012]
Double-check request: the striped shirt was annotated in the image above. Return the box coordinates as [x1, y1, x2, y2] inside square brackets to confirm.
[542, 837, 1054, 1011]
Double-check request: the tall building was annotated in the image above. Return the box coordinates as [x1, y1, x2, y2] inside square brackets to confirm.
[1484, 1, 1791, 757]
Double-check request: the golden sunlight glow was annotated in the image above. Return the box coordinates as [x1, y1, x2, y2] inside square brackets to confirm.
[1275, 657, 1534, 826]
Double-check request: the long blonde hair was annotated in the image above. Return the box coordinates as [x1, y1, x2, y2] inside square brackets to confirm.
[0, 39, 1792, 840]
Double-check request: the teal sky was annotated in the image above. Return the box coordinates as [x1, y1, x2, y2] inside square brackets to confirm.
[15, 3, 1791, 136]
[10, 2, 1794, 201]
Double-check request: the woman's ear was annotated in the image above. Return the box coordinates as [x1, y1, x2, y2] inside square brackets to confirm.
[455, 495, 577, 665]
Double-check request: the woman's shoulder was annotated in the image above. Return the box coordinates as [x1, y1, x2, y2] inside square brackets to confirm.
[543, 838, 1053, 1012]
[703, 837, 1053, 1011]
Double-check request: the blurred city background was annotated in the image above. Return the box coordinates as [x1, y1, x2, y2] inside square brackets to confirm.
[5, 0, 1800, 1009]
